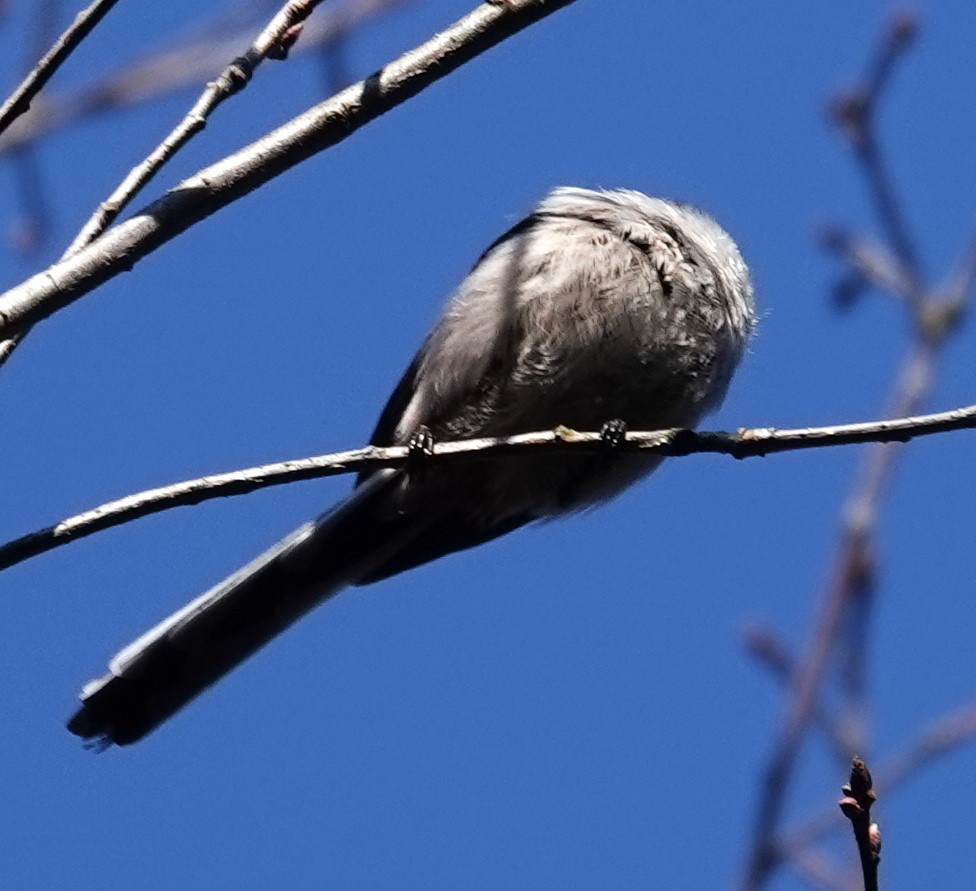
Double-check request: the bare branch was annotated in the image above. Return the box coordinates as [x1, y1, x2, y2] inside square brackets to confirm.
[924, 230, 976, 342]
[837, 570, 874, 772]
[0, 0, 404, 370]
[0, 0, 122, 138]
[830, 12, 921, 291]
[742, 13, 975, 888]
[820, 228, 915, 305]
[0, 0, 579, 345]
[2, 402, 975, 574]
[63, 0, 329, 257]
[8, 147, 52, 254]
[743, 299, 940, 891]
[0, 0, 413, 157]
[4, 1, 62, 254]
[879, 701, 976, 789]
[838, 758, 880, 891]
[783, 699, 976, 854]
[0, 333, 21, 366]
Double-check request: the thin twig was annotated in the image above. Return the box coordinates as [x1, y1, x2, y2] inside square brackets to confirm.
[838, 757, 880, 891]
[0, 333, 21, 366]
[820, 228, 915, 304]
[0, 0, 412, 156]
[837, 568, 874, 777]
[742, 13, 974, 887]
[0, 0, 579, 345]
[5, 0, 61, 254]
[63, 0, 328, 258]
[8, 147, 52, 254]
[0, 0, 122, 138]
[780, 699, 976, 854]
[2, 402, 975, 573]
[742, 315, 939, 891]
[831, 12, 920, 294]
[743, 341, 946, 888]
[0, 0, 407, 370]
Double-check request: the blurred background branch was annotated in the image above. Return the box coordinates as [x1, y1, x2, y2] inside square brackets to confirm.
[0, 0, 578, 353]
[0, 0, 122, 138]
[0, 0, 341, 369]
[0, 0, 413, 266]
[741, 11, 976, 889]
[61, 0, 333, 260]
[0, 0, 413, 158]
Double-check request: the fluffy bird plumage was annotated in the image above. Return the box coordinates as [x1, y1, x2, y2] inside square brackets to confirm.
[68, 187, 754, 746]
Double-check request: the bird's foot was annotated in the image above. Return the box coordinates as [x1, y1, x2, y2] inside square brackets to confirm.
[600, 418, 628, 449]
[408, 426, 436, 460]
[406, 426, 436, 480]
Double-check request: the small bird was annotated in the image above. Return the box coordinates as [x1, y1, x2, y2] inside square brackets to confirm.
[68, 187, 755, 746]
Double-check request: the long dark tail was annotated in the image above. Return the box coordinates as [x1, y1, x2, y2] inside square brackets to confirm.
[67, 469, 426, 746]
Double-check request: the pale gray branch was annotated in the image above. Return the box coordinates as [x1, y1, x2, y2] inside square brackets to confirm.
[0, 0, 413, 156]
[0, 0, 122, 137]
[821, 228, 914, 303]
[0, 0, 578, 343]
[2, 401, 974, 573]
[0, 0, 403, 370]
[63, 0, 329, 258]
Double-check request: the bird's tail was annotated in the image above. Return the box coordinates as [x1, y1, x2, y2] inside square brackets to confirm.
[67, 469, 426, 746]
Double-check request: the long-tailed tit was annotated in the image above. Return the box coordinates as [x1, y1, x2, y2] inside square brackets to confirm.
[68, 187, 755, 746]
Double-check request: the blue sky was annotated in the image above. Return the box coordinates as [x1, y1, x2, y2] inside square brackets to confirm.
[1, 1, 974, 888]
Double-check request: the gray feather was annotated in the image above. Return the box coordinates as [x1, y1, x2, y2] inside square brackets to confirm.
[68, 187, 755, 746]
